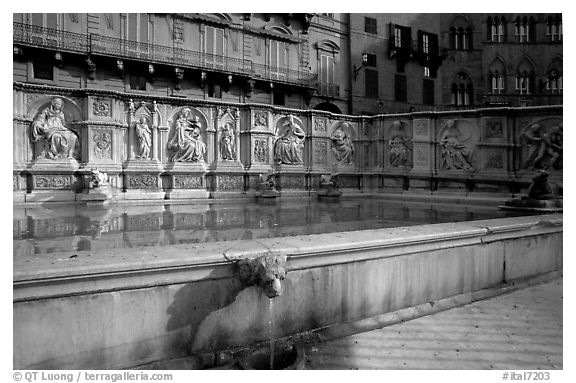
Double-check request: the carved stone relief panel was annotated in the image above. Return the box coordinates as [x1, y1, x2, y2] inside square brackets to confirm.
[483, 150, 505, 170]
[519, 118, 562, 171]
[387, 121, 412, 168]
[35, 175, 72, 189]
[280, 175, 304, 189]
[166, 107, 208, 163]
[314, 117, 326, 132]
[313, 141, 328, 165]
[413, 119, 430, 139]
[128, 174, 158, 189]
[253, 110, 268, 128]
[253, 138, 269, 163]
[484, 118, 504, 140]
[92, 99, 112, 117]
[437, 119, 478, 172]
[413, 144, 430, 168]
[173, 175, 203, 189]
[273, 115, 306, 165]
[93, 129, 113, 160]
[218, 175, 244, 190]
[29, 96, 82, 161]
[329, 121, 355, 166]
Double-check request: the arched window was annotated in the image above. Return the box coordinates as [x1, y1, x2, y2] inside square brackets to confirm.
[546, 58, 563, 94]
[515, 58, 535, 95]
[450, 15, 473, 50]
[515, 16, 535, 42]
[546, 15, 562, 41]
[488, 58, 506, 94]
[451, 72, 473, 106]
[487, 16, 505, 42]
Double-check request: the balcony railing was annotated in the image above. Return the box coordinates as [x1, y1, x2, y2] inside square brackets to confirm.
[13, 22, 317, 88]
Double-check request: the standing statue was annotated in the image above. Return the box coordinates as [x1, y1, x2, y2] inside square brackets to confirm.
[440, 120, 474, 171]
[331, 123, 355, 164]
[220, 121, 235, 161]
[388, 121, 411, 167]
[135, 115, 151, 159]
[167, 108, 207, 163]
[31, 97, 79, 160]
[273, 115, 305, 165]
[542, 123, 562, 170]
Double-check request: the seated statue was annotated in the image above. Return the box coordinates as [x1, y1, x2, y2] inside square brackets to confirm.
[167, 108, 207, 163]
[31, 97, 79, 160]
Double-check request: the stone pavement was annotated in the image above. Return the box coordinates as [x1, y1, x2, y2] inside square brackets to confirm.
[305, 278, 562, 370]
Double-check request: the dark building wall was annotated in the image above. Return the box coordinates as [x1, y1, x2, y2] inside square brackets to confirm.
[441, 13, 562, 109]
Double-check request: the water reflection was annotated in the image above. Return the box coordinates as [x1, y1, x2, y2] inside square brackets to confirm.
[13, 200, 531, 257]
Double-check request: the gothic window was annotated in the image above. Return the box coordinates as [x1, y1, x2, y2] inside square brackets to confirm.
[487, 16, 506, 42]
[450, 16, 473, 50]
[547, 15, 562, 41]
[515, 16, 535, 42]
[515, 58, 535, 95]
[546, 58, 563, 94]
[488, 58, 506, 94]
[451, 72, 473, 106]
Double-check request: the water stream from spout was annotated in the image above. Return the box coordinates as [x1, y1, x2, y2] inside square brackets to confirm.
[269, 298, 275, 370]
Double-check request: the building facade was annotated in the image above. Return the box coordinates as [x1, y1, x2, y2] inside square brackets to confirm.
[440, 13, 563, 109]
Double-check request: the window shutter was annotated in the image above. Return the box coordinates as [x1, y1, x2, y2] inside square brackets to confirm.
[401, 26, 412, 50]
[430, 33, 438, 54]
[486, 17, 492, 41]
[417, 30, 423, 51]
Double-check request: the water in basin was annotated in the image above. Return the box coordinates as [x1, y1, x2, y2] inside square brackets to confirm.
[13, 199, 536, 257]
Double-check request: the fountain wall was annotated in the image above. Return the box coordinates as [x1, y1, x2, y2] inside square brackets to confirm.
[13, 82, 563, 203]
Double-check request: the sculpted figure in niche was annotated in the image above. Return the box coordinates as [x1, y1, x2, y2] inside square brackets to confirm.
[167, 108, 207, 163]
[273, 115, 305, 165]
[220, 121, 235, 161]
[135, 115, 151, 159]
[388, 121, 411, 167]
[31, 97, 79, 160]
[331, 123, 355, 164]
[440, 120, 474, 171]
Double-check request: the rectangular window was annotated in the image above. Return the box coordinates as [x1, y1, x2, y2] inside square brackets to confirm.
[270, 40, 287, 79]
[365, 69, 379, 98]
[423, 79, 434, 105]
[395, 74, 407, 102]
[30, 13, 58, 29]
[129, 74, 147, 91]
[422, 34, 429, 53]
[33, 61, 54, 81]
[491, 24, 498, 42]
[205, 26, 225, 57]
[394, 26, 402, 47]
[321, 13, 334, 18]
[424, 66, 430, 77]
[365, 17, 377, 34]
[208, 83, 222, 98]
[365, 53, 377, 67]
[320, 54, 335, 85]
[273, 90, 285, 106]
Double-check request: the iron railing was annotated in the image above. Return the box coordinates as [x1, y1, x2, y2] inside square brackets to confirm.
[13, 22, 317, 88]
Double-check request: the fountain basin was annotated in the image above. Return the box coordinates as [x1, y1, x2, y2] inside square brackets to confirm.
[13, 206, 562, 370]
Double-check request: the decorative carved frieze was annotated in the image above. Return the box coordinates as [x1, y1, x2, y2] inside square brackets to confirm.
[128, 175, 158, 189]
[93, 129, 112, 159]
[414, 146, 429, 167]
[35, 175, 72, 189]
[281, 176, 304, 189]
[173, 175, 203, 189]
